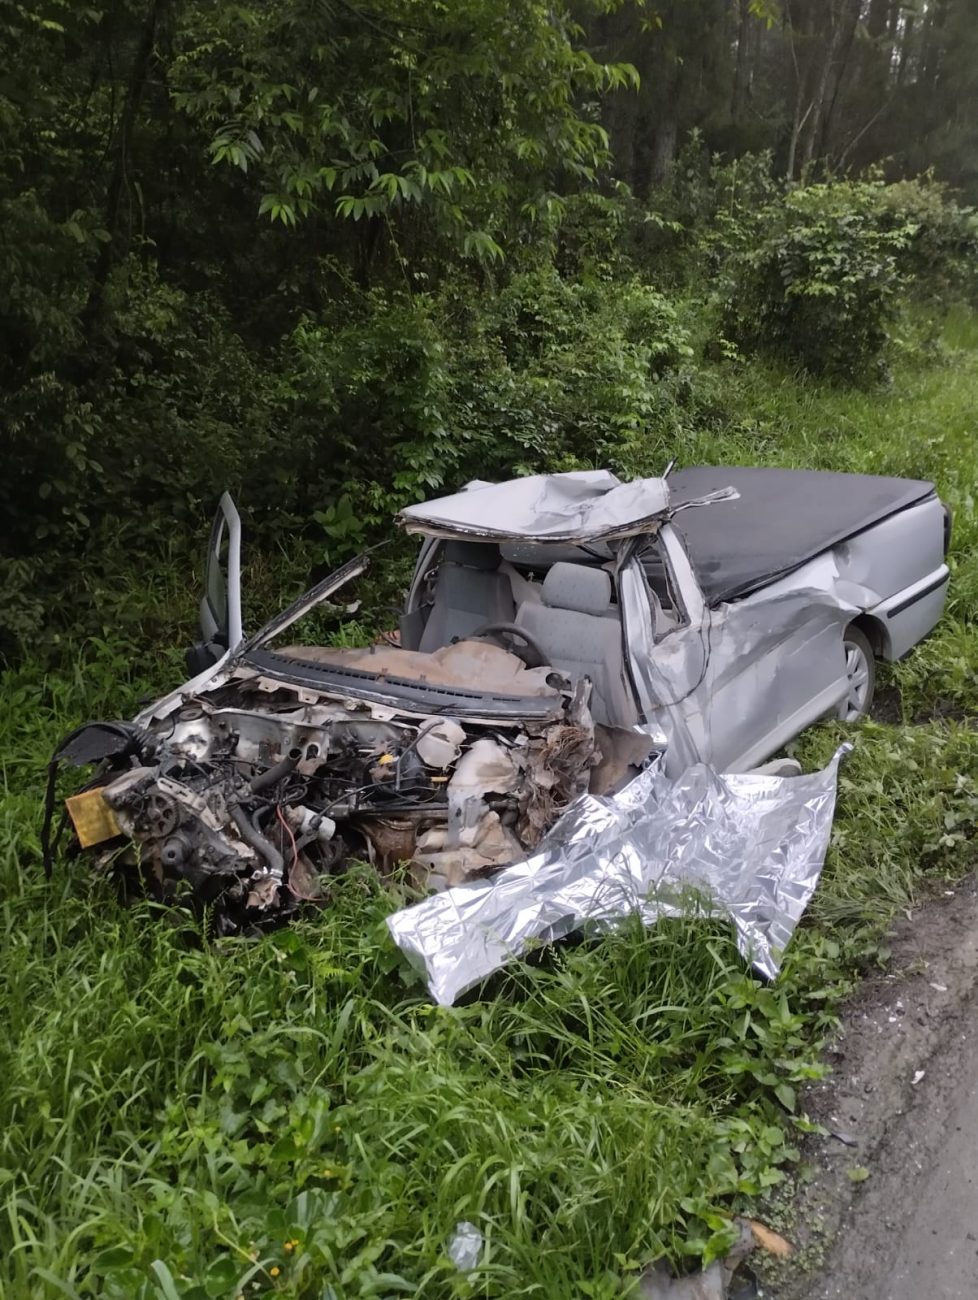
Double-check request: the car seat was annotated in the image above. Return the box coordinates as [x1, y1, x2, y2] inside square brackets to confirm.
[418, 541, 516, 652]
[515, 562, 635, 726]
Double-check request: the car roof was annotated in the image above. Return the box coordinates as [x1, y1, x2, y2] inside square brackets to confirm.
[670, 466, 937, 604]
[397, 470, 669, 542]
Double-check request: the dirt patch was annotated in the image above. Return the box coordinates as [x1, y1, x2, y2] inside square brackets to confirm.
[868, 682, 903, 726]
[759, 871, 978, 1299]
[870, 681, 970, 727]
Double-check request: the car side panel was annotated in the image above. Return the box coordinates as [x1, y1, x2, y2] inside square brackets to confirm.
[833, 497, 946, 598]
[833, 497, 949, 659]
[637, 537, 853, 774]
[868, 567, 950, 660]
[686, 498, 948, 766]
[692, 575, 852, 772]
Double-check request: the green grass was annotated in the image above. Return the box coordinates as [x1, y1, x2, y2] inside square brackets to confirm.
[2, 312, 978, 1299]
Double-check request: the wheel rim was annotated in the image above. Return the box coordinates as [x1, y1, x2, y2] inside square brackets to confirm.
[842, 640, 871, 720]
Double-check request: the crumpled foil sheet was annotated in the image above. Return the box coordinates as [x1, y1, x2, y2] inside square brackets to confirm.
[387, 746, 849, 1006]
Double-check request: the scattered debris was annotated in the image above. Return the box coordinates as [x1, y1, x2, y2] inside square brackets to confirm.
[745, 1219, 794, 1260]
[446, 1221, 483, 1273]
[638, 1262, 728, 1300]
[388, 748, 850, 1004]
[638, 1220, 759, 1298]
[829, 1127, 859, 1148]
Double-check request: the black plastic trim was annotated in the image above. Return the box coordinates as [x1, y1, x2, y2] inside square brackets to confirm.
[886, 571, 949, 619]
[240, 649, 563, 720]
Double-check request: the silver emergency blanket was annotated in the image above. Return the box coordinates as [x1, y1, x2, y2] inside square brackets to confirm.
[397, 470, 738, 543]
[387, 746, 849, 1005]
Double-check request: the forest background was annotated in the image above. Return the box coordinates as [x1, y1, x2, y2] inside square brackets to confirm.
[4, 0, 978, 660]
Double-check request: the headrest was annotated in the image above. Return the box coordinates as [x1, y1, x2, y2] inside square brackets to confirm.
[442, 540, 500, 571]
[541, 562, 611, 615]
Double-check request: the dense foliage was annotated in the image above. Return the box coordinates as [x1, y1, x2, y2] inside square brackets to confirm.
[723, 178, 978, 379]
[3, 0, 977, 662]
[4, 1, 978, 1294]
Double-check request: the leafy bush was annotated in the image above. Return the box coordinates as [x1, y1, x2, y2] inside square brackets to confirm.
[0, 262, 294, 660]
[877, 176, 978, 308]
[722, 181, 912, 381]
[722, 177, 976, 382]
[287, 268, 698, 543]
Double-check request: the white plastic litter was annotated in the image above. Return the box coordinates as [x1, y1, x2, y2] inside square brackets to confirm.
[447, 1221, 483, 1272]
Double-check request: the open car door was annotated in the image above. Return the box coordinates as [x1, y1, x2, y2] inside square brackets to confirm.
[186, 493, 243, 674]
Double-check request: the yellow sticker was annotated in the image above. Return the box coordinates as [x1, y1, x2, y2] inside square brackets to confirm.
[65, 788, 122, 848]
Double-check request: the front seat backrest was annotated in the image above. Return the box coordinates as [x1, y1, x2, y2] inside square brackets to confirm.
[418, 541, 515, 652]
[516, 562, 636, 726]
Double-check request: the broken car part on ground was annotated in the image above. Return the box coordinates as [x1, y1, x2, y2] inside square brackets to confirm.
[45, 468, 949, 986]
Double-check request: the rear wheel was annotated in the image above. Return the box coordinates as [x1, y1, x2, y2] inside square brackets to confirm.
[837, 625, 876, 722]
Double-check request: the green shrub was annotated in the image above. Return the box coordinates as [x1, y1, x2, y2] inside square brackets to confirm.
[723, 181, 912, 381]
[722, 177, 977, 383]
[287, 268, 699, 539]
[877, 176, 978, 308]
[0, 262, 296, 660]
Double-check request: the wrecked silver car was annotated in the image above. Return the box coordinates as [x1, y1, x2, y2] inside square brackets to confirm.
[45, 467, 949, 936]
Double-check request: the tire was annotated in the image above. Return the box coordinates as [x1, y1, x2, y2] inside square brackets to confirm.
[837, 625, 876, 722]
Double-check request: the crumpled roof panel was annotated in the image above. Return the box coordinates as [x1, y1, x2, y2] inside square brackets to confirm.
[397, 470, 734, 543]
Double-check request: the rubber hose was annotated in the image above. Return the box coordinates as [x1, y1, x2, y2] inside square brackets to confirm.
[249, 749, 300, 794]
[229, 805, 284, 878]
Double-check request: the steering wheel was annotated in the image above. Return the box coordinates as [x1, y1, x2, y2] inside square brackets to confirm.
[470, 622, 547, 669]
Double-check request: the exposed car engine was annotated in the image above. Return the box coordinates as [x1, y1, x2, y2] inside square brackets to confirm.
[47, 649, 600, 934]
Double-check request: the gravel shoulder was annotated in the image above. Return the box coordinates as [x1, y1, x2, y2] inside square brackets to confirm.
[760, 871, 978, 1300]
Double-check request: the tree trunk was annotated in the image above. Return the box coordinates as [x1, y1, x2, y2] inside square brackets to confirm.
[886, 0, 900, 42]
[867, 0, 892, 40]
[650, 114, 678, 185]
[591, 5, 643, 189]
[731, 0, 752, 121]
[798, 0, 850, 177]
[786, 93, 811, 181]
[860, 0, 896, 99]
[920, 0, 949, 97]
[85, 0, 167, 324]
[818, 0, 861, 164]
[896, 10, 916, 86]
[784, 0, 825, 180]
[749, 10, 762, 99]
